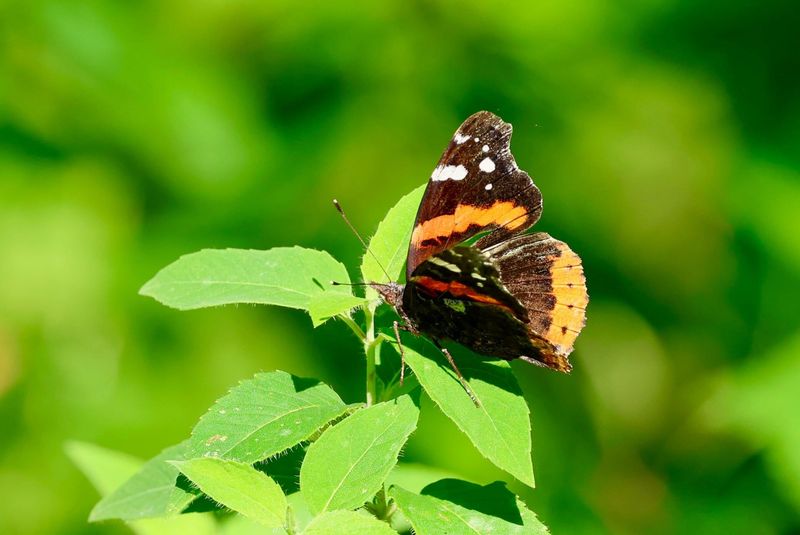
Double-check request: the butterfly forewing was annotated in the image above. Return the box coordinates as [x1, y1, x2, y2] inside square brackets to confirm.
[406, 111, 543, 278]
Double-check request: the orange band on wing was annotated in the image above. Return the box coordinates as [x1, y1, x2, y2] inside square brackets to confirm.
[411, 201, 528, 247]
[542, 246, 587, 351]
[413, 275, 511, 308]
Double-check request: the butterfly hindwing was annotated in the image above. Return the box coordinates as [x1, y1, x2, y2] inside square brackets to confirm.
[482, 232, 588, 370]
[403, 246, 541, 360]
[406, 111, 543, 277]
[402, 234, 587, 371]
[407, 246, 526, 319]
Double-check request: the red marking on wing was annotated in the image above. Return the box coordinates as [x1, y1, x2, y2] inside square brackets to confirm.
[412, 275, 514, 311]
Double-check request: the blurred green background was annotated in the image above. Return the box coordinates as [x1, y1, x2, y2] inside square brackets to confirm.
[2, 0, 799, 533]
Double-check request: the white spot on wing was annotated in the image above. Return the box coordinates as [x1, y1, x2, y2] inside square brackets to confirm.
[431, 164, 468, 181]
[429, 256, 461, 272]
[482, 144, 490, 152]
[454, 132, 470, 144]
[485, 183, 493, 190]
[479, 157, 496, 173]
[473, 137, 480, 142]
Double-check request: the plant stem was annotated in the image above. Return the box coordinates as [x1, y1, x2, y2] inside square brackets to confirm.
[285, 504, 297, 535]
[363, 306, 378, 406]
[337, 307, 378, 405]
[339, 314, 366, 340]
[375, 485, 390, 519]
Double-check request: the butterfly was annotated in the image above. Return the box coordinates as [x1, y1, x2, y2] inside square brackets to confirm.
[368, 111, 588, 401]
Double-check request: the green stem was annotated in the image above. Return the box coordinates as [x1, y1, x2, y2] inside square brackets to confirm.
[285, 504, 297, 535]
[375, 485, 390, 519]
[337, 306, 382, 406]
[363, 306, 378, 406]
[339, 313, 366, 340]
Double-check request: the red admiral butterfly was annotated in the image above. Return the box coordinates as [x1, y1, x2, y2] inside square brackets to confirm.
[334, 111, 589, 405]
[338, 112, 588, 401]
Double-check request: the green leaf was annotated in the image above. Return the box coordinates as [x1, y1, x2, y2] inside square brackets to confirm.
[66, 441, 143, 497]
[402, 344, 535, 487]
[68, 442, 216, 535]
[307, 292, 368, 327]
[361, 185, 425, 292]
[218, 492, 310, 535]
[140, 247, 353, 312]
[132, 515, 217, 535]
[300, 395, 419, 514]
[219, 515, 287, 535]
[420, 479, 549, 533]
[387, 462, 463, 494]
[187, 371, 347, 464]
[90, 442, 199, 522]
[304, 510, 398, 534]
[390, 480, 549, 535]
[286, 491, 314, 532]
[173, 458, 286, 528]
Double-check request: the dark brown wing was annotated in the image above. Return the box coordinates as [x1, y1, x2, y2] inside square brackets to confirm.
[403, 245, 544, 361]
[402, 237, 587, 371]
[480, 232, 588, 371]
[406, 111, 543, 278]
[406, 245, 527, 319]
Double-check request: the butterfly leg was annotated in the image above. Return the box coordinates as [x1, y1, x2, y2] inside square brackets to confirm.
[392, 320, 406, 385]
[518, 355, 548, 368]
[433, 340, 481, 408]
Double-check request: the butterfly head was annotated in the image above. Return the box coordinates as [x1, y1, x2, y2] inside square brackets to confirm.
[370, 281, 405, 309]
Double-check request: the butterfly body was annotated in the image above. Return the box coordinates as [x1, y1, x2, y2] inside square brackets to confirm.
[374, 111, 587, 373]
[377, 246, 524, 340]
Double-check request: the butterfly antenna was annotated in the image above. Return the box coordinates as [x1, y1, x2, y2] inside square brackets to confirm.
[333, 199, 393, 282]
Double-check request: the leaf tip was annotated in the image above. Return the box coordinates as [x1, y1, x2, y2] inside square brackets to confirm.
[138, 278, 166, 304]
[87, 503, 108, 523]
[166, 459, 189, 474]
[138, 279, 154, 297]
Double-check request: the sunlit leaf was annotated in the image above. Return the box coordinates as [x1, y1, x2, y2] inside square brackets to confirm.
[218, 515, 286, 535]
[140, 247, 353, 311]
[402, 344, 535, 487]
[307, 292, 367, 327]
[421, 479, 549, 533]
[286, 491, 314, 532]
[361, 185, 425, 293]
[304, 510, 397, 534]
[90, 442, 198, 522]
[300, 395, 419, 514]
[187, 371, 347, 464]
[66, 441, 143, 497]
[67, 442, 217, 535]
[390, 479, 549, 535]
[387, 462, 463, 494]
[173, 458, 286, 528]
[218, 492, 310, 535]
